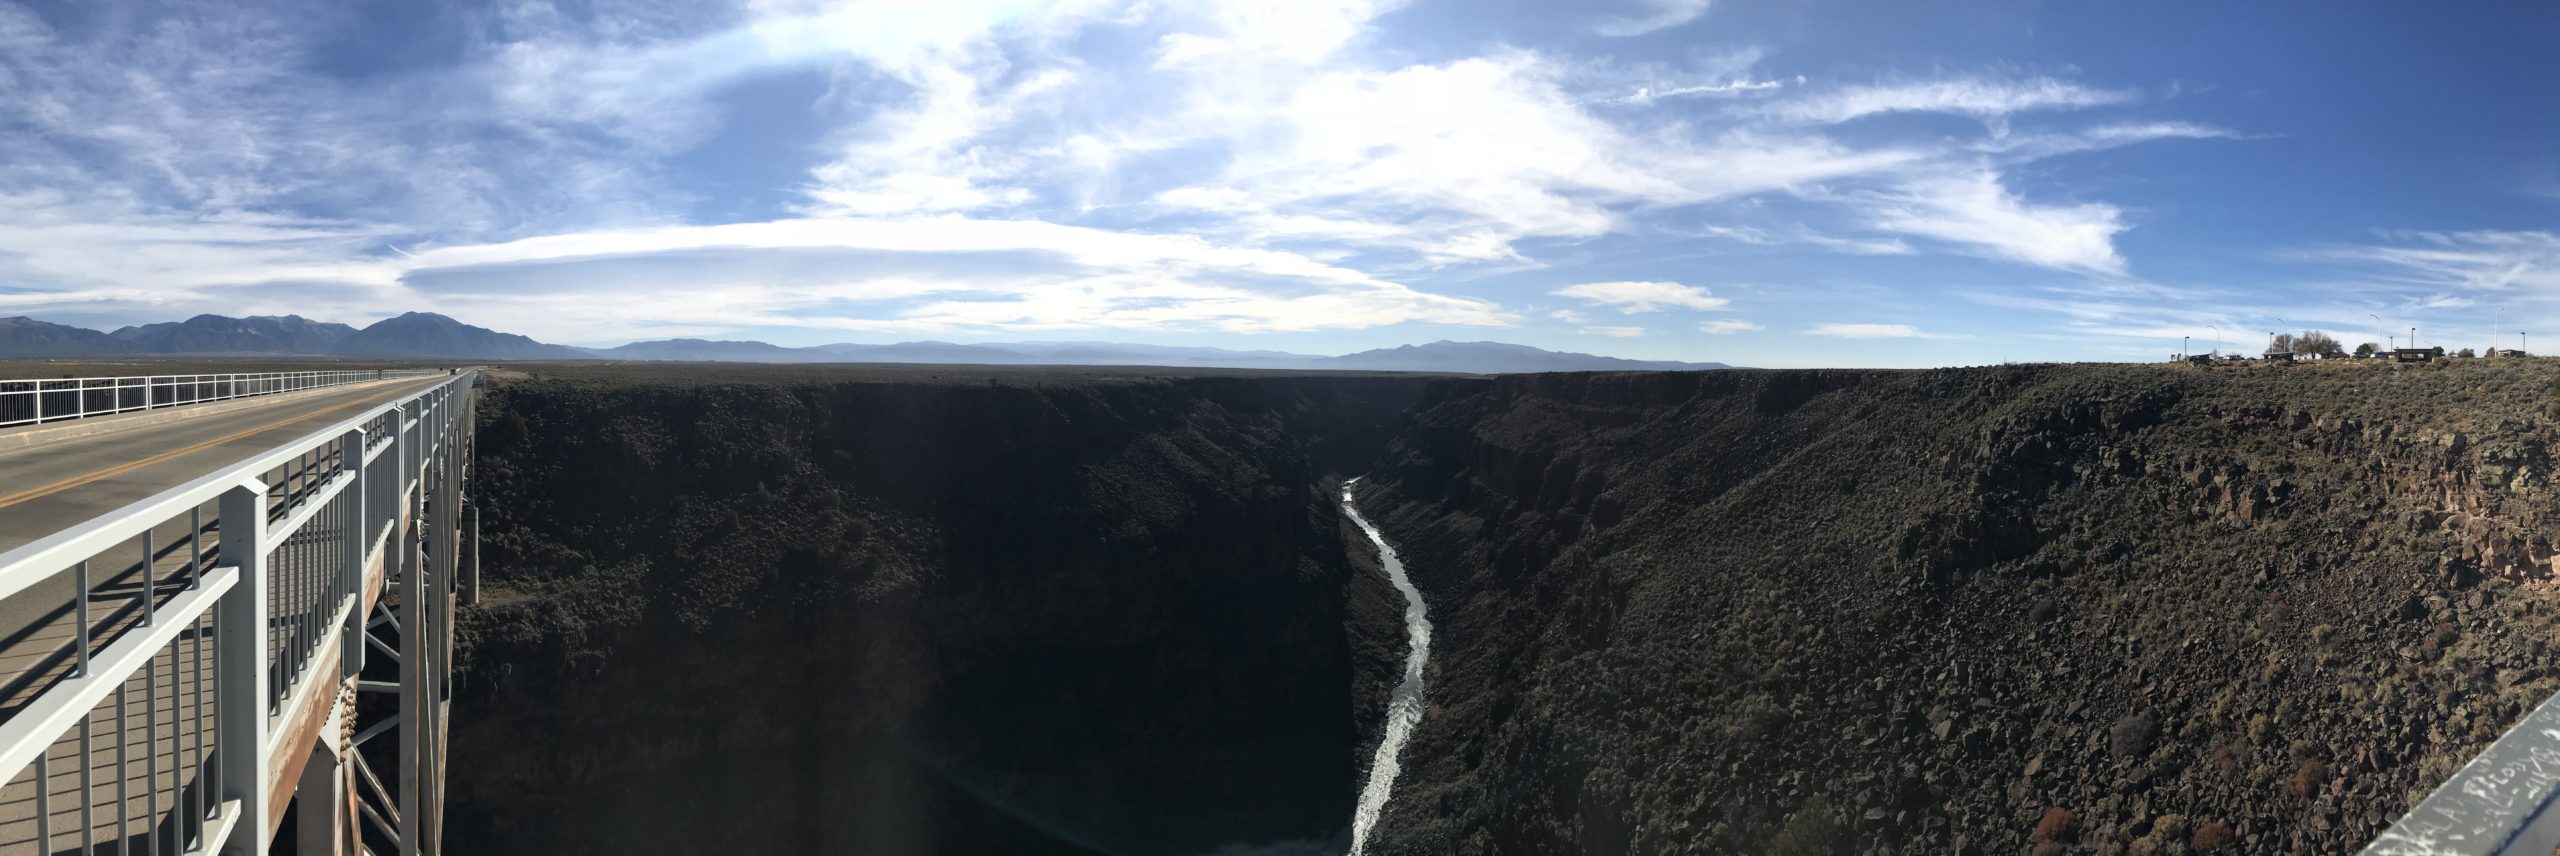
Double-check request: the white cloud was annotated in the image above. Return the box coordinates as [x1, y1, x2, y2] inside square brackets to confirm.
[1698, 319, 1763, 334]
[1585, 325, 1647, 337]
[387, 216, 1517, 338]
[1554, 281, 1730, 312]
[1699, 224, 1915, 256]
[1152, 0, 1405, 67]
[1858, 170, 2129, 274]
[804, 63, 1076, 216]
[1594, 0, 1711, 37]
[1149, 50, 1925, 263]
[1809, 322, 1928, 338]
[1598, 79, 1784, 106]
[1774, 77, 2131, 125]
[0, 0, 2248, 351]
[1983, 122, 2242, 160]
[2317, 230, 2560, 292]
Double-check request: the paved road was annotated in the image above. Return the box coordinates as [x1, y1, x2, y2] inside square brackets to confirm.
[0, 376, 443, 853]
[0, 376, 444, 555]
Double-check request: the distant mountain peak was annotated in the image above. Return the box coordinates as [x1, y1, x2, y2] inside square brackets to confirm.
[337, 313, 585, 359]
[1317, 340, 1729, 374]
[0, 312, 1733, 372]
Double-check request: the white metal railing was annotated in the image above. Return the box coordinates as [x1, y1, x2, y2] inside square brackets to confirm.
[0, 370, 472, 854]
[0, 369, 444, 429]
[2365, 689, 2560, 854]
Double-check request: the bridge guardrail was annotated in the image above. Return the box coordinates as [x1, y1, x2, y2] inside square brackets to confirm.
[2366, 688, 2560, 854]
[0, 370, 472, 854]
[0, 369, 445, 429]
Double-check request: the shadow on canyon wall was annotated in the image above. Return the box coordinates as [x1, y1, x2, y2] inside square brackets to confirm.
[448, 365, 1432, 855]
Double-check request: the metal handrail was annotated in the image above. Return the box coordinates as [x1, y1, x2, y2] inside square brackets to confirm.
[0, 370, 473, 854]
[2365, 688, 2560, 854]
[0, 369, 444, 429]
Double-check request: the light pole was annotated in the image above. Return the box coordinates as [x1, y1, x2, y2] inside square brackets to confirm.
[2412, 326, 2419, 352]
[2182, 336, 2190, 360]
[2371, 314, 2385, 356]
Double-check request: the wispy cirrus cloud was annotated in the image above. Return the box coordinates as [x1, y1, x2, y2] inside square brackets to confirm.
[1699, 319, 1763, 334]
[1593, 0, 1711, 37]
[1771, 76, 2130, 125]
[1554, 281, 1730, 312]
[1808, 322, 1947, 339]
[2311, 230, 2560, 292]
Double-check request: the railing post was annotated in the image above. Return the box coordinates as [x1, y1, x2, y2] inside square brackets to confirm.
[464, 503, 480, 606]
[217, 478, 272, 855]
[396, 399, 420, 855]
[343, 427, 368, 678]
[426, 414, 455, 855]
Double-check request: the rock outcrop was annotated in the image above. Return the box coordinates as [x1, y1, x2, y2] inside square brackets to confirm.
[1356, 361, 2560, 854]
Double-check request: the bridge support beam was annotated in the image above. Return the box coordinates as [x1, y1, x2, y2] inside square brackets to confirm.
[298, 744, 345, 856]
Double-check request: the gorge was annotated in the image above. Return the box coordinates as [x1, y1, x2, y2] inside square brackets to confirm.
[452, 359, 2560, 854]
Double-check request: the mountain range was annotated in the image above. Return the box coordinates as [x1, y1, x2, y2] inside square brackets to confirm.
[0, 313, 1731, 373]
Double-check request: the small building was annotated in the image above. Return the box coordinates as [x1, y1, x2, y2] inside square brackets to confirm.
[2262, 347, 2298, 362]
[2393, 347, 2438, 363]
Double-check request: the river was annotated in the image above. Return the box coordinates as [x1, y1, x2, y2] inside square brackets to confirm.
[1340, 477, 1431, 856]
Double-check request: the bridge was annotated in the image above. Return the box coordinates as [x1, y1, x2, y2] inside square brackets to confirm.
[0, 368, 476, 855]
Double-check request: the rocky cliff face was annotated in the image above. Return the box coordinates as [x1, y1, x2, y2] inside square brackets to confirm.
[449, 365, 1431, 855]
[1356, 362, 2560, 854]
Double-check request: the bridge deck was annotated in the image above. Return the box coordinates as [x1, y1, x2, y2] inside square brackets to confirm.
[0, 375, 444, 854]
[0, 375, 445, 553]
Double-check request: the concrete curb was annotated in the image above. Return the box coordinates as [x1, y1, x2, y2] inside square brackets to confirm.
[0, 379, 411, 456]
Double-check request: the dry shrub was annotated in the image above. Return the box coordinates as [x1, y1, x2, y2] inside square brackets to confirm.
[1768, 795, 1853, 856]
[2422, 622, 2458, 659]
[2209, 742, 2239, 775]
[2192, 819, 2235, 851]
[2034, 807, 2079, 843]
[2289, 759, 2329, 798]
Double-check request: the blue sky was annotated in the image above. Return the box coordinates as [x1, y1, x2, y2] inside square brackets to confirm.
[0, 0, 2552, 366]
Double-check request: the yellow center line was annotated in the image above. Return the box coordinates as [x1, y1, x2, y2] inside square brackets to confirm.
[0, 386, 408, 510]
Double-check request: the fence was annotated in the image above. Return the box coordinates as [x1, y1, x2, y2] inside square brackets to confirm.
[0, 369, 445, 429]
[0, 370, 472, 854]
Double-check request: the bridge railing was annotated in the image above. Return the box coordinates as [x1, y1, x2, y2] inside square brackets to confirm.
[2366, 689, 2560, 854]
[0, 370, 472, 854]
[0, 369, 445, 429]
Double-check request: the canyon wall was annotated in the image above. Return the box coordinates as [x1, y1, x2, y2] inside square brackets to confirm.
[1357, 361, 2560, 854]
[449, 365, 1430, 855]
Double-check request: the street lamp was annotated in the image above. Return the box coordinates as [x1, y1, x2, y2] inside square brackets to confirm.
[2182, 335, 2190, 360]
[2371, 314, 2385, 355]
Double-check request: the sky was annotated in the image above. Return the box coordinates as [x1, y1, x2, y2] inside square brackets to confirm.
[0, 0, 2552, 367]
